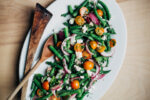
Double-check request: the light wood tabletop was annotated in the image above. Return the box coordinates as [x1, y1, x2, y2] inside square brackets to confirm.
[0, 0, 150, 100]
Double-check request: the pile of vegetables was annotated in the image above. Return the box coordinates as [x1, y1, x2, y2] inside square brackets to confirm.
[30, 0, 116, 100]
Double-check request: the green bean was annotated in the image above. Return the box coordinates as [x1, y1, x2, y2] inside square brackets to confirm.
[107, 28, 116, 34]
[70, 25, 82, 30]
[63, 74, 69, 83]
[49, 67, 56, 77]
[94, 7, 106, 27]
[36, 93, 53, 100]
[49, 46, 63, 60]
[66, 40, 70, 49]
[41, 76, 47, 83]
[71, 29, 81, 33]
[64, 55, 69, 63]
[30, 86, 38, 98]
[68, 54, 76, 70]
[31, 82, 35, 90]
[63, 22, 69, 26]
[53, 33, 57, 46]
[71, 74, 78, 78]
[34, 79, 47, 94]
[73, 0, 89, 17]
[46, 62, 63, 69]
[98, 0, 111, 20]
[87, 27, 95, 32]
[59, 89, 81, 96]
[34, 74, 43, 81]
[61, 12, 69, 17]
[89, 33, 102, 41]
[91, 68, 96, 72]
[78, 91, 89, 100]
[68, 5, 73, 15]
[64, 27, 69, 38]
[65, 48, 74, 54]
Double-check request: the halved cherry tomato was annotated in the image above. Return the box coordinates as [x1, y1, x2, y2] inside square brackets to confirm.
[79, 7, 88, 16]
[109, 39, 116, 47]
[49, 95, 61, 100]
[83, 61, 94, 70]
[37, 89, 44, 97]
[74, 43, 84, 52]
[96, 46, 106, 53]
[42, 81, 49, 91]
[82, 50, 91, 59]
[95, 27, 104, 36]
[75, 16, 85, 26]
[56, 41, 62, 48]
[89, 41, 97, 50]
[71, 80, 80, 90]
[97, 9, 103, 17]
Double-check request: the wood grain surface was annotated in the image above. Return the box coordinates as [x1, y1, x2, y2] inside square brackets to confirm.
[0, 0, 150, 100]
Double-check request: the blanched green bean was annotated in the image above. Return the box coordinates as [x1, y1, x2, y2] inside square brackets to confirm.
[46, 62, 63, 69]
[68, 5, 73, 15]
[49, 46, 63, 60]
[36, 93, 53, 100]
[68, 54, 76, 70]
[64, 27, 69, 38]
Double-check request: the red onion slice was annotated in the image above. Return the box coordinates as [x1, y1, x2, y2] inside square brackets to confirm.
[68, 94, 77, 100]
[97, 74, 105, 80]
[91, 63, 100, 80]
[101, 47, 115, 57]
[63, 58, 71, 74]
[61, 37, 71, 56]
[88, 13, 100, 25]
[86, 40, 94, 55]
[51, 80, 63, 91]
[58, 31, 65, 41]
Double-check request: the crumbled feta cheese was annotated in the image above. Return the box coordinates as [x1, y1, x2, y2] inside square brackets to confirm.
[84, 86, 87, 90]
[69, 18, 75, 24]
[74, 65, 82, 71]
[80, 76, 84, 79]
[101, 35, 107, 40]
[77, 39, 83, 43]
[75, 52, 82, 59]
[82, 25, 88, 33]
[56, 70, 64, 78]
[89, 22, 94, 26]
[66, 79, 69, 84]
[72, 98, 77, 100]
[70, 35, 76, 45]
[67, 86, 71, 90]
[102, 61, 107, 67]
[47, 77, 51, 82]
[80, 70, 84, 73]
[87, 70, 93, 76]
[75, 59, 82, 65]
[57, 87, 62, 91]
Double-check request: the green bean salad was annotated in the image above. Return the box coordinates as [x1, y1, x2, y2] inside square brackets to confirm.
[30, 0, 117, 100]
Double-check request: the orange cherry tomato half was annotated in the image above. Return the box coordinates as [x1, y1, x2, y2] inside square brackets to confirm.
[95, 27, 104, 36]
[71, 80, 80, 90]
[96, 46, 106, 53]
[56, 41, 62, 48]
[79, 7, 89, 16]
[74, 43, 84, 52]
[42, 81, 49, 91]
[82, 50, 91, 59]
[89, 41, 97, 50]
[83, 61, 94, 70]
[97, 9, 103, 17]
[75, 16, 85, 26]
[49, 95, 61, 100]
[109, 39, 116, 47]
[37, 89, 44, 97]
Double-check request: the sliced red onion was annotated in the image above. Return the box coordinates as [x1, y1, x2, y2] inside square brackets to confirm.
[52, 90, 56, 96]
[97, 74, 105, 80]
[61, 37, 71, 56]
[68, 94, 77, 100]
[86, 40, 94, 55]
[91, 63, 100, 80]
[71, 77, 80, 81]
[63, 58, 71, 74]
[51, 80, 63, 91]
[85, 15, 91, 23]
[58, 31, 65, 41]
[101, 47, 115, 57]
[89, 13, 100, 25]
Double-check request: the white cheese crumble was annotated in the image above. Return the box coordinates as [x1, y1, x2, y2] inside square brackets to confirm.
[66, 79, 69, 84]
[74, 65, 82, 71]
[80, 76, 84, 79]
[70, 35, 76, 45]
[87, 70, 93, 77]
[82, 25, 88, 33]
[89, 22, 94, 26]
[102, 61, 107, 67]
[77, 39, 83, 43]
[101, 35, 107, 40]
[75, 52, 82, 59]
[56, 70, 64, 78]
[57, 87, 62, 91]
[67, 86, 71, 90]
[47, 77, 51, 82]
[75, 59, 82, 65]
[69, 18, 75, 24]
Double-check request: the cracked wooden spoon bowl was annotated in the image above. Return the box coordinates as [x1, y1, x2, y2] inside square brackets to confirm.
[8, 35, 54, 100]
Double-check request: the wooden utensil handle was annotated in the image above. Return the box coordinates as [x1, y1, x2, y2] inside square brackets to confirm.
[8, 59, 42, 100]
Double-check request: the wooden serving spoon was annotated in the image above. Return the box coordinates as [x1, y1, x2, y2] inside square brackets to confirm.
[8, 35, 54, 100]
